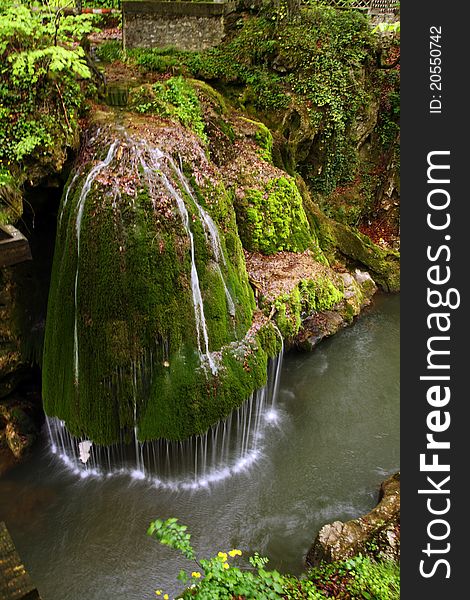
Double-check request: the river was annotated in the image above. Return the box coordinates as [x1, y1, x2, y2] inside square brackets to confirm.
[0, 293, 399, 600]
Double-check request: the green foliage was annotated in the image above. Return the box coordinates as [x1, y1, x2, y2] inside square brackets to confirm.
[129, 77, 208, 144]
[95, 40, 123, 63]
[271, 276, 343, 339]
[373, 21, 400, 34]
[235, 176, 312, 254]
[305, 555, 400, 599]
[148, 519, 399, 599]
[127, 8, 373, 193]
[128, 46, 193, 74]
[0, 2, 96, 169]
[0, 165, 21, 224]
[119, 8, 399, 199]
[147, 518, 196, 561]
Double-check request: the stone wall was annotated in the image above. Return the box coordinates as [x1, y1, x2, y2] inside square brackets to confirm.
[123, 1, 236, 52]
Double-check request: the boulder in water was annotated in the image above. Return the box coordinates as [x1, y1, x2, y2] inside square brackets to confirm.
[306, 472, 400, 566]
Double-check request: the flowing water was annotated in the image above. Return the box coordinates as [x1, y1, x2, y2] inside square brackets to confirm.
[45, 352, 283, 489]
[0, 293, 399, 600]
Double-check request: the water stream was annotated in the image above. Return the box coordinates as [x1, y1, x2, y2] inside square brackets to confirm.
[0, 294, 399, 600]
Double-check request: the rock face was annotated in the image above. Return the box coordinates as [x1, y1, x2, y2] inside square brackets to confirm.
[0, 268, 26, 399]
[0, 390, 43, 474]
[306, 472, 400, 566]
[295, 269, 377, 351]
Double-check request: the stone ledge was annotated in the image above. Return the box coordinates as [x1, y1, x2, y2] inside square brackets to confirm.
[122, 1, 236, 17]
[0, 226, 32, 269]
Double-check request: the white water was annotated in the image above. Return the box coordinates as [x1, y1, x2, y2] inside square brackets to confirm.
[136, 144, 219, 373]
[46, 352, 284, 491]
[168, 158, 236, 316]
[73, 141, 119, 381]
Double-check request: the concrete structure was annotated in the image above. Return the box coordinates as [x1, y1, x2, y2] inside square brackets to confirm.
[122, 1, 236, 51]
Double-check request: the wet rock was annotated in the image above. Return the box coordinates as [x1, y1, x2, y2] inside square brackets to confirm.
[0, 268, 27, 398]
[0, 394, 42, 465]
[295, 268, 377, 351]
[306, 472, 400, 566]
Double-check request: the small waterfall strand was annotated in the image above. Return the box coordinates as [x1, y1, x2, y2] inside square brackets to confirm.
[137, 146, 217, 374]
[167, 156, 236, 315]
[73, 141, 120, 382]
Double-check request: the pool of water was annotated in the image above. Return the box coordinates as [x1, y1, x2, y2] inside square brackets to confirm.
[0, 293, 399, 600]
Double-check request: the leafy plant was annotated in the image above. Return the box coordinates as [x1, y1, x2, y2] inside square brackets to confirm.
[147, 518, 400, 599]
[0, 1, 96, 171]
[130, 77, 208, 144]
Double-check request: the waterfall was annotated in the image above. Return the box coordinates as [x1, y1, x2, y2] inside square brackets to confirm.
[73, 141, 120, 382]
[136, 145, 218, 373]
[168, 157, 236, 317]
[69, 137, 223, 379]
[48, 129, 284, 489]
[45, 351, 284, 490]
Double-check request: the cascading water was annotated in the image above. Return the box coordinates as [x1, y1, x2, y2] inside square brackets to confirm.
[45, 125, 283, 487]
[136, 144, 239, 369]
[169, 157, 236, 317]
[46, 351, 284, 490]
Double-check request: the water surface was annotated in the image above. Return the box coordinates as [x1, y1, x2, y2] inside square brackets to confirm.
[0, 293, 399, 600]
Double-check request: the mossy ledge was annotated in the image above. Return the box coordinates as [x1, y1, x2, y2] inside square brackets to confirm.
[42, 112, 281, 445]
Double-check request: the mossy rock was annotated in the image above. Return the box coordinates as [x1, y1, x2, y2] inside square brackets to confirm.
[234, 176, 313, 255]
[298, 179, 400, 292]
[42, 118, 279, 444]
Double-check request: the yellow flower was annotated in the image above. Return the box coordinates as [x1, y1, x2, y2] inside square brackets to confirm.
[228, 549, 242, 557]
[217, 551, 228, 561]
[155, 591, 162, 596]
[223, 562, 230, 569]
[191, 571, 202, 579]
[163, 595, 169, 600]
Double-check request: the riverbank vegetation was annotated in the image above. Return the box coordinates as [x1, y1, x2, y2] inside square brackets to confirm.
[148, 517, 400, 599]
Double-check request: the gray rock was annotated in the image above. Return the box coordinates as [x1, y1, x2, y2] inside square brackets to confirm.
[306, 472, 400, 566]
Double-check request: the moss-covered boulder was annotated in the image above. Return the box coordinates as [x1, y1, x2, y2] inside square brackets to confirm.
[299, 180, 399, 292]
[42, 112, 283, 444]
[295, 269, 377, 350]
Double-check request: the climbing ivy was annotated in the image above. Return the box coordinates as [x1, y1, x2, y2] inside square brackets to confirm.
[126, 7, 380, 195]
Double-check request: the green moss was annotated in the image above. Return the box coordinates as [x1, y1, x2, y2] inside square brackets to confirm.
[270, 276, 344, 340]
[190, 78, 229, 116]
[129, 77, 208, 144]
[256, 321, 283, 358]
[235, 176, 312, 255]
[297, 178, 400, 291]
[42, 127, 276, 444]
[239, 117, 274, 163]
[138, 330, 273, 441]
